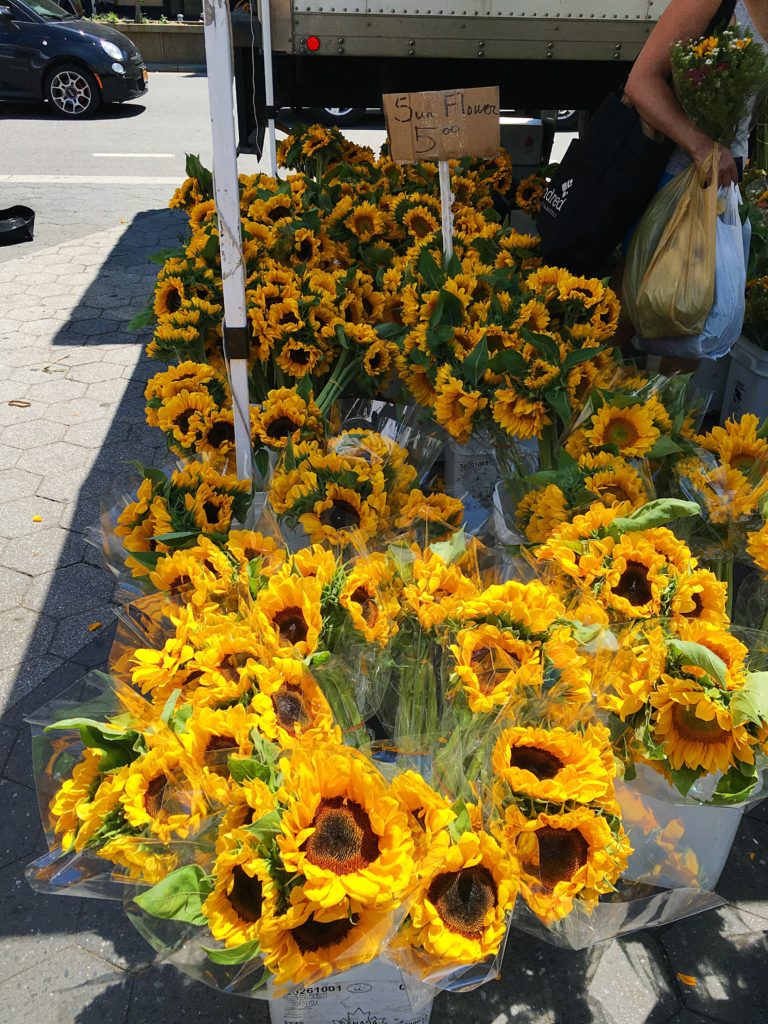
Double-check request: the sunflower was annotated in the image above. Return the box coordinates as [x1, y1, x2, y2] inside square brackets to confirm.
[227, 529, 286, 576]
[649, 676, 756, 773]
[585, 403, 660, 457]
[249, 657, 338, 748]
[492, 388, 550, 440]
[513, 298, 550, 333]
[534, 501, 629, 583]
[525, 265, 572, 301]
[541, 626, 593, 723]
[402, 205, 441, 240]
[120, 745, 206, 843]
[462, 579, 565, 635]
[345, 201, 385, 243]
[302, 485, 385, 547]
[184, 484, 236, 535]
[402, 551, 478, 631]
[252, 386, 322, 449]
[259, 895, 391, 987]
[491, 725, 615, 804]
[153, 276, 186, 318]
[450, 623, 543, 714]
[276, 338, 326, 378]
[251, 572, 323, 658]
[505, 805, 630, 923]
[580, 453, 650, 510]
[407, 830, 518, 965]
[697, 414, 768, 478]
[202, 842, 275, 947]
[395, 490, 465, 536]
[179, 629, 263, 707]
[99, 835, 179, 884]
[433, 367, 486, 444]
[340, 554, 400, 646]
[390, 770, 455, 856]
[599, 534, 669, 619]
[284, 543, 340, 588]
[277, 744, 415, 910]
[515, 484, 569, 544]
[515, 175, 546, 214]
[49, 748, 104, 850]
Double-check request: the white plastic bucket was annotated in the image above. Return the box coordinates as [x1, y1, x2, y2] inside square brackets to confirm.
[616, 764, 743, 891]
[721, 334, 768, 423]
[444, 433, 501, 533]
[268, 959, 434, 1024]
[693, 356, 729, 414]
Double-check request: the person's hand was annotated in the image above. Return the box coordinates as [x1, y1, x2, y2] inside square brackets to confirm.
[692, 138, 739, 187]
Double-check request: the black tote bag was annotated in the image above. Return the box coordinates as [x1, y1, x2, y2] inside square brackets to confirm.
[536, 0, 737, 278]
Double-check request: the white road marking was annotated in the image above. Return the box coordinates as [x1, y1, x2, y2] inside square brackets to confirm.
[0, 175, 183, 184]
[92, 152, 176, 158]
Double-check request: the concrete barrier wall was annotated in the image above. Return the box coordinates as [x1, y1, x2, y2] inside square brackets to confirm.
[116, 23, 206, 68]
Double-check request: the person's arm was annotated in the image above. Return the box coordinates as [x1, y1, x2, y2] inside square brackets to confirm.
[624, 0, 739, 186]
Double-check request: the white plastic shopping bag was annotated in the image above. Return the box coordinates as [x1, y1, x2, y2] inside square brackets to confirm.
[641, 185, 749, 360]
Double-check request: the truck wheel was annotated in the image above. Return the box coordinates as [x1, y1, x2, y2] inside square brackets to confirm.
[310, 106, 366, 128]
[46, 64, 101, 117]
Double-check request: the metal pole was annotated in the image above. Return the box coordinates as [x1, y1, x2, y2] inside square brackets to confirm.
[438, 159, 454, 261]
[202, 0, 253, 482]
[259, 0, 278, 176]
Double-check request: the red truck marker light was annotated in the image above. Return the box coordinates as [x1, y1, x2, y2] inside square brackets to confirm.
[307, 35, 321, 51]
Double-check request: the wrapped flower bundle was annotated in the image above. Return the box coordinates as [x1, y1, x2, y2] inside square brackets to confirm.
[671, 24, 768, 148]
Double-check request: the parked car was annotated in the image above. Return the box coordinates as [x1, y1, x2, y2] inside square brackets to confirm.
[0, 0, 147, 117]
[304, 105, 579, 131]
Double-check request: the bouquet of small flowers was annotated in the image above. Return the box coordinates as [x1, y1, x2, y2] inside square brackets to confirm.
[671, 24, 768, 147]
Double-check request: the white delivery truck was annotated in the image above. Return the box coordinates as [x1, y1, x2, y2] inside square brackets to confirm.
[231, 0, 672, 155]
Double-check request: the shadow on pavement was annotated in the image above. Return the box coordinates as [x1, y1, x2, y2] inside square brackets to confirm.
[0, 99, 146, 120]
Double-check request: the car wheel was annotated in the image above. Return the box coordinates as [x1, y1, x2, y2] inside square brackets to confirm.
[309, 106, 366, 127]
[45, 64, 100, 118]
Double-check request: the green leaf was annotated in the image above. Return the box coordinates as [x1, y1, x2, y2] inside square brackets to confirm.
[417, 247, 443, 290]
[160, 689, 182, 725]
[461, 337, 489, 388]
[152, 530, 204, 543]
[488, 348, 527, 376]
[712, 762, 760, 805]
[134, 864, 213, 925]
[647, 436, 683, 459]
[730, 671, 768, 726]
[128, 309, 156, 330]
[666, 639, 727, 688]
[447, 799, 471, 842]
[521, 328, 559, 364]
[608, 499, 700, 536]
[228, 756, 275, 786]
[430, 530, 467, 566]
[429, 289, 464, 330]
[45, 717, 134, 742]
[562, 346, 604, 372]
[243, 810, 282, 847]
[202, 939, 262, 965]
[254, 448, 269, 483]
[548, 388, 571, 427]
[375, 322, 407, 341]
[668, 764, 702, 797]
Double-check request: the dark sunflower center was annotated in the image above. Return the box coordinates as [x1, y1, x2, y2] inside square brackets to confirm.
[320, 500, 360, 531]
[166, 289, 182, 313]
[303, 796, 379, 874]
[203, 500, 221, 523]
[732, 454, 758, 475]
[227, 864, 263, 923]
[410, 215, 433, 238]
[614, 561, 653, 606]
[143, 774, 168, 818]
[289, 347, 311, 366]
[670, 703, 730, 745]
[206, 420, 235, 448]
[174, 409, 196, 435]
[272, 606, 309, 645]
[683, 592, 704, 619]
[604, 417, 639, 447]
[266, 415, 300, 440]
[272, 683, 309, 734]
[292, 914, 357, 954]
[268, 204, 289, 222]
[356, 215, 375, 234]
[427, 866, 497, 939]
[413, 807, 428, 832]
[205, 734, 236, 776]
[532, 826, 589, 891]
[296, 239, 314, 260]
[350, 586, 378, 626]
[509, 746, 563, 780]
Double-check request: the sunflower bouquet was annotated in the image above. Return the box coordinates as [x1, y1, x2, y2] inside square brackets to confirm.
[110, 462, 252, 579]
[673, 415, 768, 585]
[671, 24, 768, 149]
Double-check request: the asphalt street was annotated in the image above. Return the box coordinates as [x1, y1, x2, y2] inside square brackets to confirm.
[0, 71, 575, 263]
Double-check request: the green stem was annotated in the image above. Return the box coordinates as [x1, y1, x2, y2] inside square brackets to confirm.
[538, 423, 557, 471]
[315, 663, 368, 749]
[316, 352, 357, 415]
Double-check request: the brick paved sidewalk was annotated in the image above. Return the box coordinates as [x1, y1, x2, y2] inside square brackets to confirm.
[0, 215, 766, 1024]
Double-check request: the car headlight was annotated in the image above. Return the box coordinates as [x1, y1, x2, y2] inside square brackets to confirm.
[100, 39, 123, 61]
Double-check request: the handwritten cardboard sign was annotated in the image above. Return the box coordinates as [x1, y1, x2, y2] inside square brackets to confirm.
[383, 86, 500, 163]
